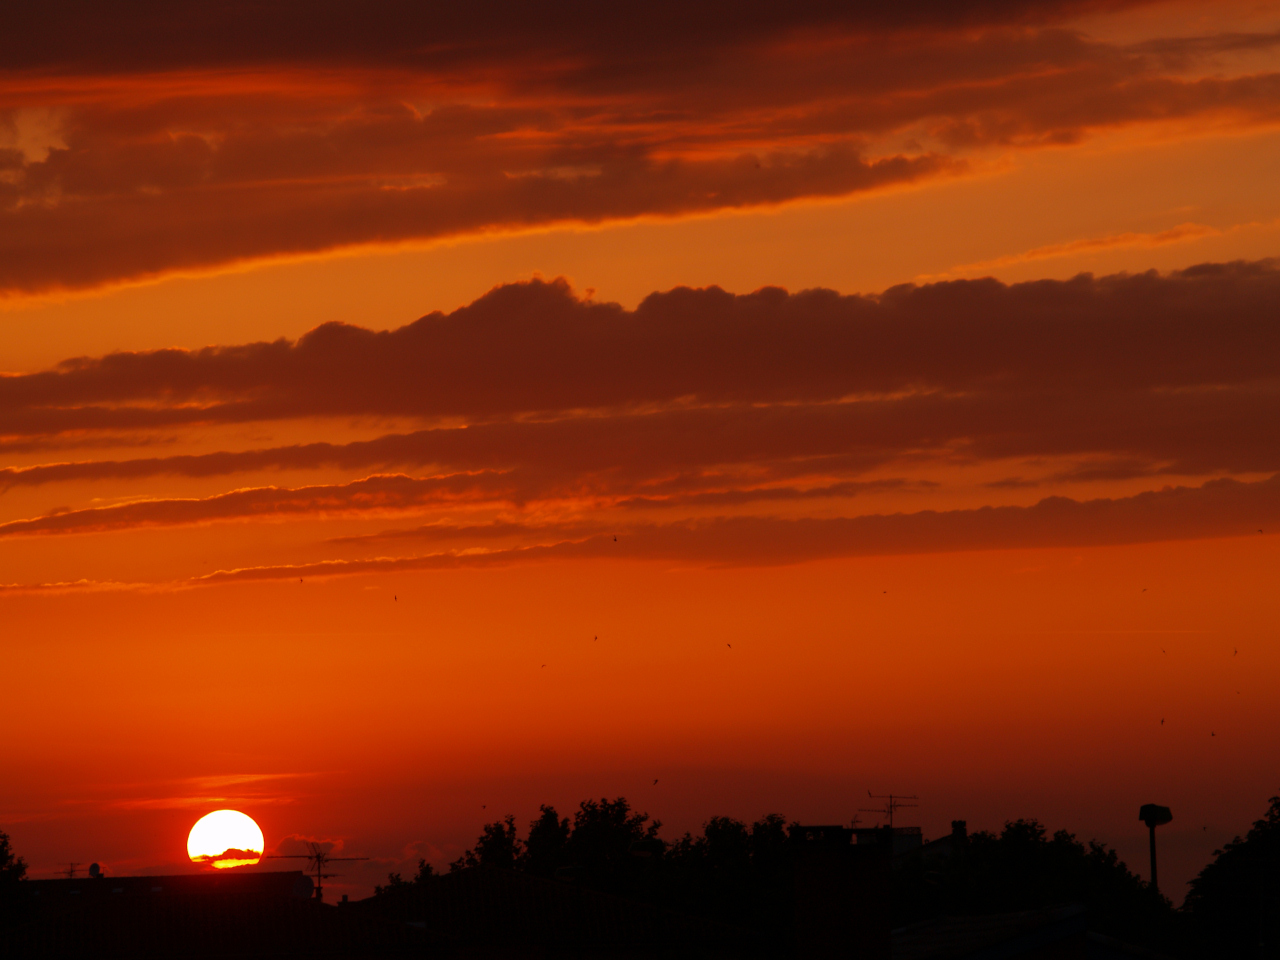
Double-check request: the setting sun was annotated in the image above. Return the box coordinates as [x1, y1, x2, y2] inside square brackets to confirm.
[187, 810, 264, 869]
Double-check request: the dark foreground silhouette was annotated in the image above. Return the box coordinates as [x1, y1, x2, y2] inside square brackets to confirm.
[3, 794, 1279, 957]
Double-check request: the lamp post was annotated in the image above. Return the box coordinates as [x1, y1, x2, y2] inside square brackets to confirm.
[1138, 804, 1173, 894]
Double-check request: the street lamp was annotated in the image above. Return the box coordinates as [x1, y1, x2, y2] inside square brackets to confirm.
[1138, 804, 1173, 894]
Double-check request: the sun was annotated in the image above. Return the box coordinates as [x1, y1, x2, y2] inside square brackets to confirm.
[187, 810, 264, 869]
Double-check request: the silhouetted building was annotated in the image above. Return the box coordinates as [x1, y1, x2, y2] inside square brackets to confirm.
[855, 825, 924, 856]
[893, 820, 968, 870]
[2, 870, 431, 958]
[788, 823, 892, 960]
[893, 904, 1172, 960]
[357, 864, 753, 958]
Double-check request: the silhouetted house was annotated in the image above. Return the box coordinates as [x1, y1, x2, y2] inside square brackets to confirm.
[787, 823, 892, 960]
[892, 820, 968, 871]
[2, 870, 432, 958]
[855, 825, 924, 856]
[893, 904, 1172, 960]
[357, 865, 753, 958]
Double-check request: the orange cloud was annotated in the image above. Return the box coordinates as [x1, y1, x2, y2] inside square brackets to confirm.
[934, 222, 1222, 276]
[2, 473, 1272, 592]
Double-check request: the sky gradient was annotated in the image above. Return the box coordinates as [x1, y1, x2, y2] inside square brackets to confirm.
[2, 0, 1279, 901]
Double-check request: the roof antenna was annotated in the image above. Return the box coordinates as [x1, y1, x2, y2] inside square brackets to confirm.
[265, 842, 369, 901]
[859, 792, 918, 828]
[58, 862, 81, 878]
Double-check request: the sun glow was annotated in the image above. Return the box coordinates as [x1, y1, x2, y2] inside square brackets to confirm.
[187, 810, 264, 869]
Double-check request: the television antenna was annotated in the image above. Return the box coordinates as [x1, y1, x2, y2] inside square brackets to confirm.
[57, 862, 81, 878]
[264, 842, 369, 901]
[858, 792, 918, 828]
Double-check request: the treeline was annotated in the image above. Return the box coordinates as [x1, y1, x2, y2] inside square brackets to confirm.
[379, 799, 798, 941]
[379, 794, 1280, 958]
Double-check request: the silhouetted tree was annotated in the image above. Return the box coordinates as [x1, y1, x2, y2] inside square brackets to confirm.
[562, 797, 660, 895]
[373, 797, 1184, 953]
[375, 858, 434, 895]
[451, 814, 522, 871]
[662, 813, 796, 942]
[521, 805, 570, 877]
[0, 832, 25, 886]
[1183, 794, 1280, 959]
[894, 818, 1171, 948]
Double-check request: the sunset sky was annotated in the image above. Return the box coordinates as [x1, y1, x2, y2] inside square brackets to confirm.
[3, 0, 1279, 901]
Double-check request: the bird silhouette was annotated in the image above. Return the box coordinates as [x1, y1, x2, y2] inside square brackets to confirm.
[482, 805, 486, 809]
[653, 779, 659, 785]
[613, 535, 617, 541]
[541, 664, 546, 668]
[395, 595, 397, 601]
[1234, 648, 1237, 655]
[1161, 648, 1166, 654]
[1211, 731, 1216, 736]
[1161, 718, 1164, 725]
[726, 643, 731, 648]
[1142, 588, 1147, 592]
[594, 635, 598, 640]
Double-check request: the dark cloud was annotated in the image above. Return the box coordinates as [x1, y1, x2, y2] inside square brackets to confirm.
[1, 2, 1275, 292]
[6, 264, 1280, 423]
[0, 473, 509, 539]
[185, 473, 1280, 585]
[2, 265, 1278, 487]
[2, 2, 1156, 74]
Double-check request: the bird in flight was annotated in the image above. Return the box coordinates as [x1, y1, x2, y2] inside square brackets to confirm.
[395, 595, 397, 601]
[726, 643, 732, 649]
[482, 805, 486, 810]
[1161, 648, 1166, 654]
[613, 535, 617, 541]
[1161, 718, 1164, 725]
[1234, 648, 1238, 656]
[541, 664, 546, 668]
[653, 779, 659, 785]
[594, 635, 598, 640]
[1142, 588, 1147, 592]
[1211, 731, 1216, 737]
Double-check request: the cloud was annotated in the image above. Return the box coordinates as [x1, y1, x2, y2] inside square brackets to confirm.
[0, 473, 512, 539]
[5, 263, 1280, 428]
[0, 2, 1158, 75]
[932, 222, 1224, 277]
[1, 472, 1271, 592]
[3, 264, 1279, 496]
[271, 835, 341, 858]
[182, 473, 1280, 583]
[1, 2, 1276, 292]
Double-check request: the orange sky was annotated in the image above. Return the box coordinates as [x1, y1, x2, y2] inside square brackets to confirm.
[2, 0, 1279, 902]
